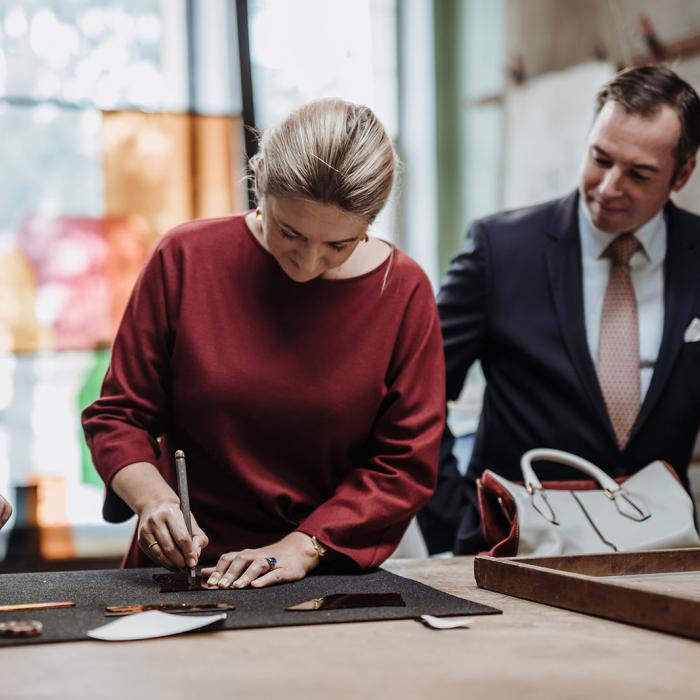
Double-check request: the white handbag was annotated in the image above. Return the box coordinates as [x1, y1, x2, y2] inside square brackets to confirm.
[479, 448, 700, 557]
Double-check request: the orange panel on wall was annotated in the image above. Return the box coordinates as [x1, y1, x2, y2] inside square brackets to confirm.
[102, 110, 247, 244]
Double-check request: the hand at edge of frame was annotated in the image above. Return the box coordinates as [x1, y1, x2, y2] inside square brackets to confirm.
[0, 494, 12, 530]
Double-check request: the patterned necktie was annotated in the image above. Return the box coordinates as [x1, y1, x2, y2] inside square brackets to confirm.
[597, 233, 641, 449]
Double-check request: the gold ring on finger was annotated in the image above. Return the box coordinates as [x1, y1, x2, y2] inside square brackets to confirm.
[147, 541, 159, 551]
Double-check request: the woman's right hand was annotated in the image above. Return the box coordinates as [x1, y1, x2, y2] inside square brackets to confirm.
[137, 500, 209, 570]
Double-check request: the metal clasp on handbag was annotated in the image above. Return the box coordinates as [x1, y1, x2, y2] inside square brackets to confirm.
[522, 449, 651, 524]
[603, 488, 651, 522]
[526, 482, 560, 525]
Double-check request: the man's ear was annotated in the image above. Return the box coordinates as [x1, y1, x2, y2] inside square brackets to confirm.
[672, 155, 696, 191]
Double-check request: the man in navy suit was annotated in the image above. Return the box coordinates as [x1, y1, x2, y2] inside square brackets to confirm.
[419, 65, 700, 554]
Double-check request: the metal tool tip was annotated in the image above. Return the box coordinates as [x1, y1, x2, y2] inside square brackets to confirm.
[175, 449, 185, 458]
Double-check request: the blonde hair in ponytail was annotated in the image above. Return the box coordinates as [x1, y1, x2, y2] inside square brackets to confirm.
[250, 98, 396, 224]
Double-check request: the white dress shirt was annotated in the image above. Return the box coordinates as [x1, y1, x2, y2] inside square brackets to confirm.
[578, 200, 666, 401]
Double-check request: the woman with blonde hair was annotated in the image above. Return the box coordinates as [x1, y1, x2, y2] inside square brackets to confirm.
[83, 98, 444, 588]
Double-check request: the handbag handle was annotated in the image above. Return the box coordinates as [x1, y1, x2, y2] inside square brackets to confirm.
[520, 449, 651, 524]
[521, 449, 621, 493]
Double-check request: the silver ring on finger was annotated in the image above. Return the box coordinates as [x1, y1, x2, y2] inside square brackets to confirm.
[265, 556, 277, 570]
[147, 541, 159, 551]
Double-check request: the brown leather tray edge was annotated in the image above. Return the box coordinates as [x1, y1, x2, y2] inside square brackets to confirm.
[474, 548, 700, 641]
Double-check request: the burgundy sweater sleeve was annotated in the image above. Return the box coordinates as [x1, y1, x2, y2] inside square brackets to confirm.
[298, 275, 445, 568]
[82, 238, 178, 521]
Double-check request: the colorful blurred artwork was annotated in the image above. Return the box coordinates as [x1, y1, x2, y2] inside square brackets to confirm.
[0, 107, 245, 562]
[13, 216, 146, 351]
[0, 0, 247, 567]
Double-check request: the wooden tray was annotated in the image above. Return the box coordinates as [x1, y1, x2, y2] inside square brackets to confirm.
[474, 548, 700, 640]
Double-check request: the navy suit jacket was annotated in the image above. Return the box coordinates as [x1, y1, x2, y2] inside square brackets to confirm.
[418, 191, 700, 554]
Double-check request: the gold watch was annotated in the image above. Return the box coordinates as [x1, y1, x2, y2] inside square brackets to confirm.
[310, 535, 328, 559]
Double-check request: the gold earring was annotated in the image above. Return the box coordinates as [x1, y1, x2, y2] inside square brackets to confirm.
[255, 208, 262, 221]
[361, 233, 369, 243]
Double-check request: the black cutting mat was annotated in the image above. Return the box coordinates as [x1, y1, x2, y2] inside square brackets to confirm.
[0, 567, 500, 645]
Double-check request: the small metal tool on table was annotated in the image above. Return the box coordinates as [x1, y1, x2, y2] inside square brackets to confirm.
[175, 449, 197, 589]
[105, 603, 234, 616]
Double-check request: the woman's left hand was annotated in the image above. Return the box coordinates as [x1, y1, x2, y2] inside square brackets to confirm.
[201, 531, 320, 589]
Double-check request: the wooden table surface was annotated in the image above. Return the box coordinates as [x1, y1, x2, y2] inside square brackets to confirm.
[3, 557, 698, 700]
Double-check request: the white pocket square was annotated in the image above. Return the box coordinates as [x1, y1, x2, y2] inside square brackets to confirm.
[684, 317, 700, 342]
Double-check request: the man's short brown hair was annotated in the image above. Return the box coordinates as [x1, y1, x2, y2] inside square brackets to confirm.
[595, 65, 700, 174]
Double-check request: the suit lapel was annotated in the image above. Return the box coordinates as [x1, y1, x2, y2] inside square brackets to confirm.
[545, 192, 617, 443]
[630, 201, 699, 439]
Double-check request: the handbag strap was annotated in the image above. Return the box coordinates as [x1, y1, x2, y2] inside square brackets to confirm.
[521, 449, 621, 493]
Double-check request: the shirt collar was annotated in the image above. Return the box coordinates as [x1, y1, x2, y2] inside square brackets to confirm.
[577, 199, 666, 266]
